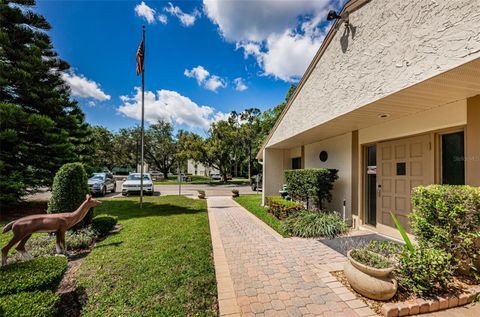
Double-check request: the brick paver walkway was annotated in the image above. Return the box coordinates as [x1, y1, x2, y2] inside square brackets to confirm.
[208, 196, 377, 317]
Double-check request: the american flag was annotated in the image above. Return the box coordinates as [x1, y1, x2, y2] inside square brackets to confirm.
[136, 39, 144, 76]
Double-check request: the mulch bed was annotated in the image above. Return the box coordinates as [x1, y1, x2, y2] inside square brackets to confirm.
[331, 270, 479, 315]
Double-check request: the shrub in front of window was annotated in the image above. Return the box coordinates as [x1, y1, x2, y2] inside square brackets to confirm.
[47, 162, 92, 228]
[265, 196, 303, 219]
[410, 185, 480, 279]
[284, 168, 338, 210]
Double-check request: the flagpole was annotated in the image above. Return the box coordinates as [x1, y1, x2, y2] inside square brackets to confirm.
[140, 25, 145, 208]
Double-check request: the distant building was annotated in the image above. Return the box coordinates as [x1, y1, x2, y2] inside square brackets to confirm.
[187, 160, 219, 176]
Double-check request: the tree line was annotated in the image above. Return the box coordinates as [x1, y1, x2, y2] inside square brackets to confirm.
[0, 0, 295, 205]
[89, 85, 296, 182]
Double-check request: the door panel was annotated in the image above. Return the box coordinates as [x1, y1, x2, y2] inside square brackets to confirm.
[377, 135, 431, 232]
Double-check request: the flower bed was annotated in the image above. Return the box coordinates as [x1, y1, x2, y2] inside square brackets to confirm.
[265, 196, 303, 219]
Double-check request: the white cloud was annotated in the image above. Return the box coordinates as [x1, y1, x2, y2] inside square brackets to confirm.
[87, 101, 96, 107]
[62, 72, 111, 101]
[233, 77, 248, 91]
[134, 1, 156, 24]
[184, 65, 210, 84]
[118, 88, 227, 130]
[184, 65, 226, 92]
[204, 0, 335, 81]
[165, 2, 200, 27]
[158, 14, 168, 24]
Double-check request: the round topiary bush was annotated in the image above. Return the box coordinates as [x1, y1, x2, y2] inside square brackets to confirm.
[92, 214, 118, 236]
[0, 256, 68, 295]
[47, 162, 91, 228]
[0, 290, 60, 317]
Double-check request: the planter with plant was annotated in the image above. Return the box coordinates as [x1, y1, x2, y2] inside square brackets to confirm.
[231, 189, 239, 198]
[344, 247, 397, 301]
[197, 190, 206, 199]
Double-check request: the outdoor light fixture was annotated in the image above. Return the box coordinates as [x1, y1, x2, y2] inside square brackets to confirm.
[327, 10, 349, 25]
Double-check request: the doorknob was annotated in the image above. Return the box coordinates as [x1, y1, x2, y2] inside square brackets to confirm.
[377, 184, 382, 196]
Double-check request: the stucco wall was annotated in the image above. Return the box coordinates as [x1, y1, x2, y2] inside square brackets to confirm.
[267, 0, 480, 147]
[304, 133, 352, 218]
[262, 149, 287, 201]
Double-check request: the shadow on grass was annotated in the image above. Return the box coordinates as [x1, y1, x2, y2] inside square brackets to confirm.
[95, 196, 206, 221]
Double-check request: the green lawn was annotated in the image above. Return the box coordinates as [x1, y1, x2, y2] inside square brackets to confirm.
[77, 195, 217, 317]
[154, 175, 250, 186]
[234, 194, 288, 237]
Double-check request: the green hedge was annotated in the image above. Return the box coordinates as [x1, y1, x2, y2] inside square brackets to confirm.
[410, 185, 480, 278]
[265, 196, 303, 219]
[396, 247, 453, 296]
[92, 214, 118, 236]
[0, 256, 68, 295]
[0, 290, 60, 317]
[282, 211, 348, 238]
[47, 162, 91, 228]
[284, 168, 338, 210]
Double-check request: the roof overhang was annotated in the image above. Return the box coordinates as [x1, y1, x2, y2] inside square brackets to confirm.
[259, 57, 480, 152]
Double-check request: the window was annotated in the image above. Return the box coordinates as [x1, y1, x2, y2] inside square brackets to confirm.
[292, 157, 302, 170]
[441, 131, 465, 185]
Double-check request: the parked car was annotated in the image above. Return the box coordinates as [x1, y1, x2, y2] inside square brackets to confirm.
[251, 174, 262, 191]
[150, 171, 165, 181]
[88, 172, 116, 196]
[226, 174, 233, 180]
[211, 173, 222, 181]
[121, 173, 154, 196]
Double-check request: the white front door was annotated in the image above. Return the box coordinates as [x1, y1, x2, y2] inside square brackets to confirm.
[376, 134, 432, 232]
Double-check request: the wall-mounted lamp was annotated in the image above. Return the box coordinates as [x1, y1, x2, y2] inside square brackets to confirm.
[327, 10, 349, 25]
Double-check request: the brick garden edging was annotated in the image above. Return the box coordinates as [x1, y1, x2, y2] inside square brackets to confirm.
[381, 286, 480, 317]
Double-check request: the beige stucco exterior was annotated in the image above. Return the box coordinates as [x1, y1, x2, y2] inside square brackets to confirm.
[260, 0, 480, 240]
[266, 0, 480, 148]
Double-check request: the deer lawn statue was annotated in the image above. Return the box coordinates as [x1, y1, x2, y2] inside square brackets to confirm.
[1, 195, 102, 266]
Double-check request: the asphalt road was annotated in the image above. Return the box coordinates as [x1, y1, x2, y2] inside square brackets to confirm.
[26, 181, 260, 201]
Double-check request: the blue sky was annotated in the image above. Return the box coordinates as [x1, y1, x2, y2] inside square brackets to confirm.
[35, 0, 342, 134]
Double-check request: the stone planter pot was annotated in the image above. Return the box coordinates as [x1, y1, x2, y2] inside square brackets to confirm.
[197, 190, 206, 199]
[344, 250, 397, 301]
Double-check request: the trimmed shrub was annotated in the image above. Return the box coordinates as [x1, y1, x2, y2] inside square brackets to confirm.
[47, 162, 91, 228]
[0, 256, 68, 295]
[0, 290, 60, 317]
[410, 185, 480, 278]
[92, 214, 118, 236]
[265, 196, 303, 219]
[282, 211, 348, 238]
[396, 247, 453, 296]
[284, 168, 338, 209]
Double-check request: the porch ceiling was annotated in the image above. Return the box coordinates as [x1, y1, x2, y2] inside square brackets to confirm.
[267, 57, 480, 150]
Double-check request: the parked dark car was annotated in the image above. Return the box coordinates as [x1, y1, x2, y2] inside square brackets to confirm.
[88, 172, 116, 196]
[251, 174, 262, 191]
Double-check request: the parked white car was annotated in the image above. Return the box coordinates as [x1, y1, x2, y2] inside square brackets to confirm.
[121, 173, 154, 196]
[149, 171, 165, 181]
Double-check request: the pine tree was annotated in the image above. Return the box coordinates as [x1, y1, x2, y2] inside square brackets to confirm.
[0, 0, 91, 204]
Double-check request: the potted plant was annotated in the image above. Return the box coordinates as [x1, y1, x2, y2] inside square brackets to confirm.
[344, 248, 398, 300]
[197, 190, 206, 199]
[231, 189, 239, 198]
